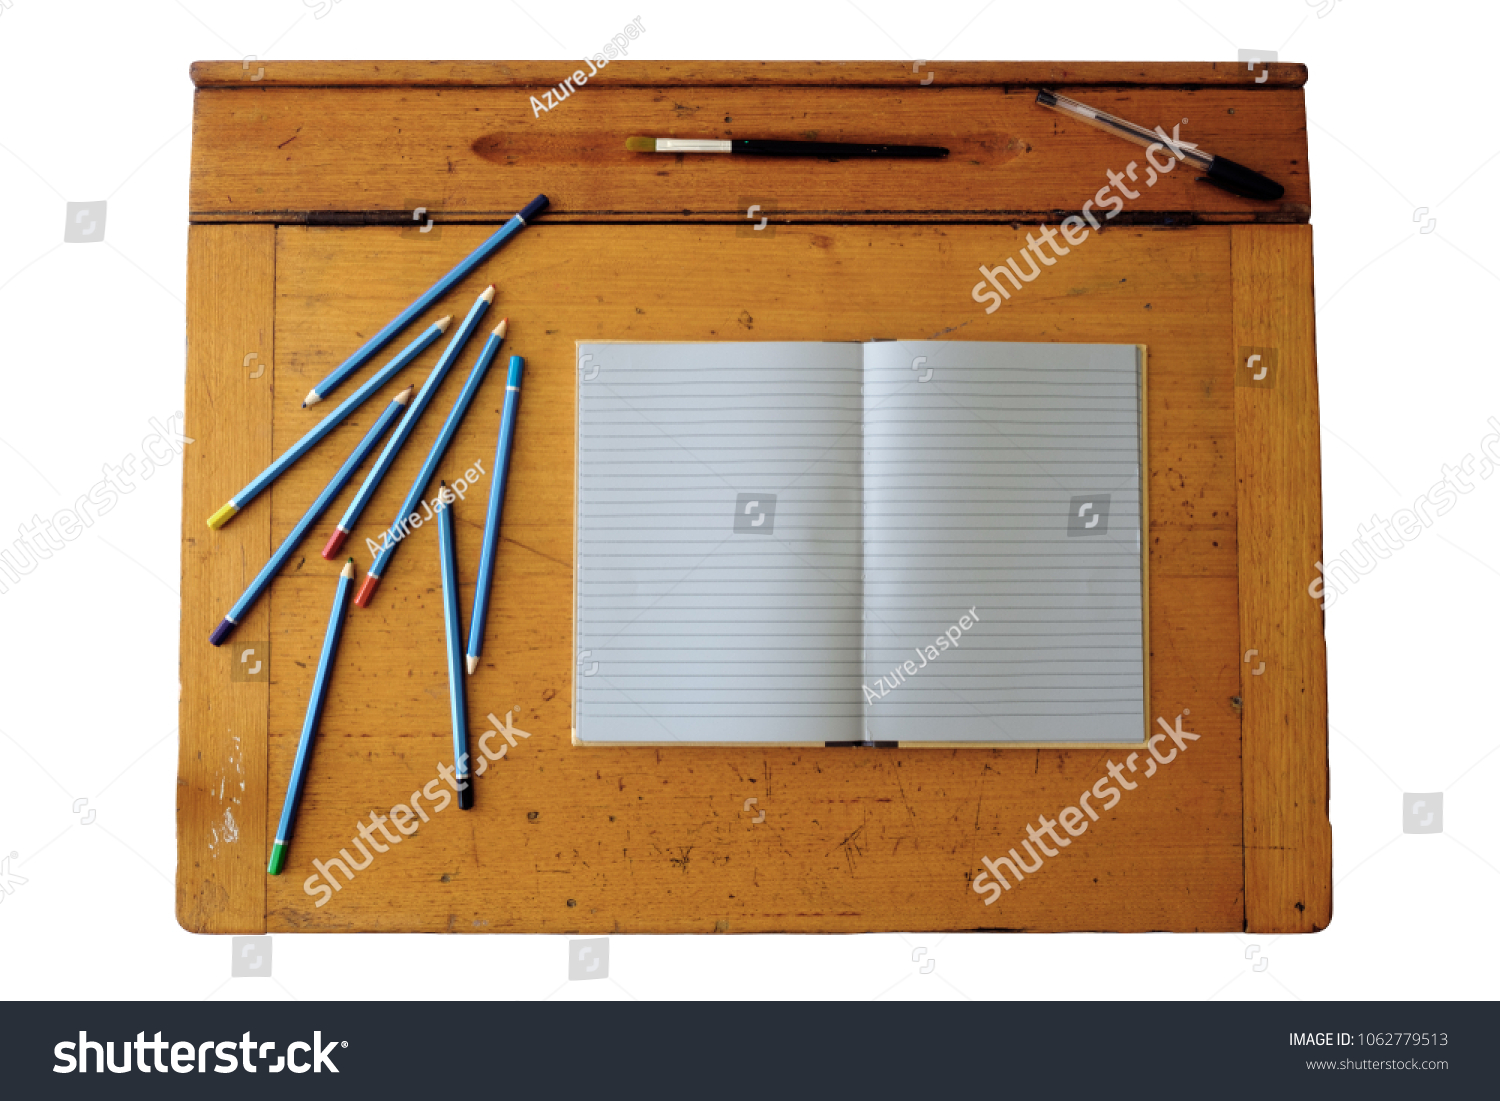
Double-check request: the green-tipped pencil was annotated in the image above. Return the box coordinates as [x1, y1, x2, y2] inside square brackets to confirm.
[268, 558, 355, 876]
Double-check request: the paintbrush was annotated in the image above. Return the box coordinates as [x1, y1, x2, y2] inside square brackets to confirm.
[625, 136, 947, 158]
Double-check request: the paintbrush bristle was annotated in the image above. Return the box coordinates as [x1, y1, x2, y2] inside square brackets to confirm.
[624, 136, 656, 152]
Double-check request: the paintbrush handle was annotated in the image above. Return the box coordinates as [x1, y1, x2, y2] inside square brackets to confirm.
[733, 139, 948, 158]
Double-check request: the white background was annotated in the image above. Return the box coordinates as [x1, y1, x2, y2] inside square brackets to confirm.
[0, 0, 1495, 1002]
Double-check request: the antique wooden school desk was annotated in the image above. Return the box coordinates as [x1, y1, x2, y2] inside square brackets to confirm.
[177, 61, 1329, 934]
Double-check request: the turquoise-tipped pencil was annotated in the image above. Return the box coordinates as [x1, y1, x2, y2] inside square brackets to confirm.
[209, 387, 411, 647]
[321, 287, 494, 559]
[354, 317, 508, 608]
[437, 485, 474, 809]
[206, 317, 450, 530]
[301, 193, 548, 407]
[268, 558, 355, 875]
[465, 354, 525, 674]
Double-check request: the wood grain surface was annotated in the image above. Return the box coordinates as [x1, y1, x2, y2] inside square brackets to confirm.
[177, 61, 1328, 934]
[188, 78, 1309, 224]
[190, 60, 1308, 88]
[233, 223, 1242, 933]
[177, 225, 275, 933]
[1233, 225, 1332, 933]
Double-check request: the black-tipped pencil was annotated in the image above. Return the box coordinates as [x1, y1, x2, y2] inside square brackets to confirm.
[437, 484, 474, 810]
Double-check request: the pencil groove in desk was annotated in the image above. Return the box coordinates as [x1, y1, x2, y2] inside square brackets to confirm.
[192, 210, 1313, 228]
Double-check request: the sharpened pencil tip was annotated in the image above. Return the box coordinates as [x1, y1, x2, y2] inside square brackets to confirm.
[492, 316, 509, 337]
[479, 285, 497, 304]
[303, 389, 322, 407]
[435, 315, 454, 332]
[394, 385, 415, 405]
[341, 558, 356, 578]
[466, 654, 479, 675]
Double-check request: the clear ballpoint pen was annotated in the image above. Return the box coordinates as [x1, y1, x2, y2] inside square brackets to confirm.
[1037, 89, 1285, 201]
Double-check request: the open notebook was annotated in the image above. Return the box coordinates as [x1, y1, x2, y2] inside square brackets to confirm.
[573, 341, 1146, 746]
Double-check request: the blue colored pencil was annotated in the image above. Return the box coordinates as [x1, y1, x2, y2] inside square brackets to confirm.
[301, 193, 548, 407]
[206, 318, 450, 530]
[465, 355, 525, 674]
[354, 318, 509, 607]
[437, 486, 474, 810]
[321, 287, 494, 559]
[267, 557, 356, 875]
[208, 389, 411, 647]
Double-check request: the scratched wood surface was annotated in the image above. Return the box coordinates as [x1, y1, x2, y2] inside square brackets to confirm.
[190, 60, 1307, 88]
[177, 225, 275, 933]
[177, 61, 1328, 934]
[1233, 225, 1332, 933]
[187, 65, 1309, 225]
[247, 223, 1242, 933]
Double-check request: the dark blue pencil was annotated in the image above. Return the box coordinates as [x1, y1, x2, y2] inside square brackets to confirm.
[268, 558, 355, 875]
[437, 485, 474, 810]
[465, 355, 525, 674]
[209, 388, 411, 647]
[301, 194, 548, 407]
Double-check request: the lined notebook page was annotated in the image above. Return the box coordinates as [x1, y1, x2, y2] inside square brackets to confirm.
[575, 343, 865, 743]
[861, 342, 1145, 743]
